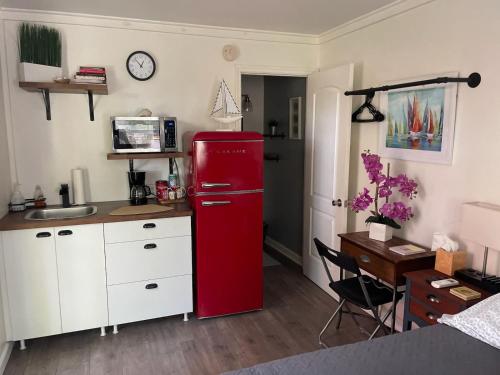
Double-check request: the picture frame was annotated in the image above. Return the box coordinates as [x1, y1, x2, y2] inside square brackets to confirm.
[378, 73, 458, 164]
[289, 96, 302, 140]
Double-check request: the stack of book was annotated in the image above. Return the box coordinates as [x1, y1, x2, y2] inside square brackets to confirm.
[449, 286, 482, 301]
[73, 66, 106, 84]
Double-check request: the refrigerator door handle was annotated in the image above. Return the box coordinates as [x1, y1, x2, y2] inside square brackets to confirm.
[202, 182, 232, 188]
[201, 200, 232, 207]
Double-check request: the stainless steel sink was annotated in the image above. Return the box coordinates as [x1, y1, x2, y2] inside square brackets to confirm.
[25, 206, 98, 220]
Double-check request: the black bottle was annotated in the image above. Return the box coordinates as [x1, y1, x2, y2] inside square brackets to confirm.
[59, 184, 71, 208]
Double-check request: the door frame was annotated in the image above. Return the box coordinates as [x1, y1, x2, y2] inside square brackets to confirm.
[236, 64, 315, 266]
[234, 64, 315, 131]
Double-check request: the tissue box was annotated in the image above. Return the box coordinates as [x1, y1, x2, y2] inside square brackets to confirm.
[434, 248, 467, 276]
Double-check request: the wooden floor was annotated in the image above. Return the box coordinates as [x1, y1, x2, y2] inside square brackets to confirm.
[5, 265, 376, 375]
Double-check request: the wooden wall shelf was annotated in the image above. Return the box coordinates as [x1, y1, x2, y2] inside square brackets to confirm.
[107, 152, 185, 173]
[19, 81, 108, 121]
[106, 152, 184, 160]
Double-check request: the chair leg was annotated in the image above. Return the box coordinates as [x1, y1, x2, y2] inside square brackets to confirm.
[335, 299, 344, 329]
[369, 308, 392, 340]
[319, 299, 345, 348]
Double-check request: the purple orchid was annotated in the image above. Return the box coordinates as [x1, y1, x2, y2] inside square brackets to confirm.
[351, 188, 374, 213]
[351, 151, 418, 229]
[361, 152, 384, 183]
[379, 202, 414, 222]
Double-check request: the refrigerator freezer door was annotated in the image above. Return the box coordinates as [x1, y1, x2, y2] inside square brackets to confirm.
[193, 140, 263, 193]
[195, 192, 263, 318]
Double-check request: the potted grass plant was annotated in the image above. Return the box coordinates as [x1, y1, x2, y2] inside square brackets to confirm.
[18, 23, 62, 82]
[350, 151, 418, 242]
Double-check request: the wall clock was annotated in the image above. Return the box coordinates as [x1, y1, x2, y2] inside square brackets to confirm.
[126, 51, 156, 81]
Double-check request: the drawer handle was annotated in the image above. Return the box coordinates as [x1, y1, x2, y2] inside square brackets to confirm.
[36, 232, 51, 238]
[359, 254, 370, 263]
[143, 223, 156, 229]
[427, 294, 440, 303]
[144, 243, 157, 249]
[426, 312, 437, 321]
[58, 230, 73, 236]
[145, 283, 158, 290]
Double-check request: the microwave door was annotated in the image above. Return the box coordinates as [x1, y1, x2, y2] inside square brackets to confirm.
[112, 117, 162, 153]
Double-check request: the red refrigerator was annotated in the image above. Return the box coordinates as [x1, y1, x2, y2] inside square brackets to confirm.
[184, 131, 264, 318]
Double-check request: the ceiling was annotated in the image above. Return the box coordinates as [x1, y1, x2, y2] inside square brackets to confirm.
[0, 0, 397, 34]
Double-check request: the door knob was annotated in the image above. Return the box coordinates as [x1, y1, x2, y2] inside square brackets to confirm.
[332, 199, 343, 207]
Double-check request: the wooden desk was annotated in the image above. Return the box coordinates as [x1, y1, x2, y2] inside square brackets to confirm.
[338, 232, 436, 333]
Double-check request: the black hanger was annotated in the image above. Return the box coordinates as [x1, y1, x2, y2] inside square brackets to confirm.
[351, 92, 385, 123]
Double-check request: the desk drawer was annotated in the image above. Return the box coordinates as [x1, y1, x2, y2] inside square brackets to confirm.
[105, 236, 192, 285]
[104, 217, 191, 243]
[410, 283, 462, 315]
[409, 299, 441, 325]
[342, 241, 395, 284]
[108, 275, 193, 325]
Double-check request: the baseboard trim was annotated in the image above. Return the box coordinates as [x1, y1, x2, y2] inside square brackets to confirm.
[265, 237, 302, 266]
[0, 342, 13, 374]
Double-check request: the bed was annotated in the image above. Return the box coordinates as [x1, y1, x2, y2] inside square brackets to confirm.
[224, 324, 499, 375]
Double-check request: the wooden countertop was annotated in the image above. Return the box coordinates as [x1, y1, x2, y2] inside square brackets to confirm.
[338, 231, 434, 264]
[0, 200, 192, 231]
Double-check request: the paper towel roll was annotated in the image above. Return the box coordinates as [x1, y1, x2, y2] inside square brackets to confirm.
[71, 168, 86, 205]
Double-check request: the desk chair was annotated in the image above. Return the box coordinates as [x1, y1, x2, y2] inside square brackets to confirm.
[314, 238, 403, 348]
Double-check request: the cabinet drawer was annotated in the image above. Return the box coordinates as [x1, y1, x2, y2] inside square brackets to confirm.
[108, 275, 193, 325]
[410, 283, 462, 315]
[409, 298, 444, 325]
[105, 236, 192, 285]
[341, 241, 395, 284]
[104, 216, 191, 243]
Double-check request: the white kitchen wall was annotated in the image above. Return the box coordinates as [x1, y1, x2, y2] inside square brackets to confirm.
[320, 0, 500, 274]
[0, 55, 12, 370]
[0, 11, 317, 204]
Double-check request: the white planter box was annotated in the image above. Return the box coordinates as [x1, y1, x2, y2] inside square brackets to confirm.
[369, 223, 393, 242]
[18, 62, 62, 82]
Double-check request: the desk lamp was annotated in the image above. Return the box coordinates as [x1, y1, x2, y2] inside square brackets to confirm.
[457, 202, 500, 293]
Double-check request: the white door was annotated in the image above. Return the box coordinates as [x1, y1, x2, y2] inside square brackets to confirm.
[55, 224, 108, 332]
[2, 229, 62, 340]
[303, 64, 354, 296]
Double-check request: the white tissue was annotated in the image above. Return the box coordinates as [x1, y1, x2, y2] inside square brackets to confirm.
[431, 232, 459, 252]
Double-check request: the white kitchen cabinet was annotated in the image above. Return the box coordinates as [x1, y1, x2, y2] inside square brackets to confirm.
[108, 275, 192, 325]
[0, 214, 193, 345]
[105, 236, 192, 285]
[55, 224, 108, 333]
[104, 216, 191, 244]
[1, 228, 62, 341]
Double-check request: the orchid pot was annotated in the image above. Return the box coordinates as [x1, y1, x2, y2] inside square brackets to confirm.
[351, 151, 418, 242]
[369, 222, 394, 242]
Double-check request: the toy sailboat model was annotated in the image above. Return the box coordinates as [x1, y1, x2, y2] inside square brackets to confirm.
[210, 80, 243, 124]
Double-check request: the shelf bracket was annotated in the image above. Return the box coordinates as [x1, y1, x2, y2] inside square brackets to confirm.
[40, 89, 51, 121]
[129, 159, 134, 172]
[88, 90, 95, 121]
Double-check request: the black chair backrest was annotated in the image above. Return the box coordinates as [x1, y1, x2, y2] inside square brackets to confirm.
[314, 238, 361, 277]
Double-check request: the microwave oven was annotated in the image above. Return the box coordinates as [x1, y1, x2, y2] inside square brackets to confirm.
[111, 116, 178, 153]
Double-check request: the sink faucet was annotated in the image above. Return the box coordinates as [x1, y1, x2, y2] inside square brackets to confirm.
[59, 184, 71, 208]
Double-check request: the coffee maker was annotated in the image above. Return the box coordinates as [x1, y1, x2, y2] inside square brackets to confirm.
[128, 171, 151, 205]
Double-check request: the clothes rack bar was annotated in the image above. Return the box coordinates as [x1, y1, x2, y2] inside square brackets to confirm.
[345, 72, 481, 96]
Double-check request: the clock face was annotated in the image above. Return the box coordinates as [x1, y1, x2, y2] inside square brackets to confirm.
[126, 51, 156, 81]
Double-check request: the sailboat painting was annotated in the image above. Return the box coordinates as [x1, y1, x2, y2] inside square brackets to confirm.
[210, 80, 243, 124]
[379, 75, 458, 164]
[386, 87, 444, 150]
